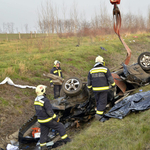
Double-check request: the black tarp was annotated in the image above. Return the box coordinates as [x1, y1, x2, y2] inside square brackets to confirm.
[103, 91, 150, 121]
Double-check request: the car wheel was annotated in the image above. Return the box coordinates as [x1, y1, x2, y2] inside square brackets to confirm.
[138, 52, 150, 71]
[62, 77, 83, 96]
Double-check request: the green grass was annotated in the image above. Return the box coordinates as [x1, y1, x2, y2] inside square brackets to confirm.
[0, 97, 9, 106]
[1, 33, 150, 149]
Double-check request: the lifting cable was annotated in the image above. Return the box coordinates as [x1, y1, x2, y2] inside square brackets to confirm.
[110, 0, 131, 65]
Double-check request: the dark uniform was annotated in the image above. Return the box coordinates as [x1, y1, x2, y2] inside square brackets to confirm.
[34, 95, 68, 148]
[50, 66, 63, 99]
[87, 63, 115, 116]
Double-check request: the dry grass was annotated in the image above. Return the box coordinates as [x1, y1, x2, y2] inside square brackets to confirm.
[19, 62, 28, 75]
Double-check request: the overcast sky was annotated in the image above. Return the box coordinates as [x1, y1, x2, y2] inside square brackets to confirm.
[0, 0, 150, 33]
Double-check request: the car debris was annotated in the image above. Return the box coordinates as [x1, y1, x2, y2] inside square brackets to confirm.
[17, 51, 150, 149]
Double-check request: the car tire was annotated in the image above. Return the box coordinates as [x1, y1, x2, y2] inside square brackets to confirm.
[138, 52, 150, 71]
[62, 77, 83, 96]
[60, 88, 66, 97]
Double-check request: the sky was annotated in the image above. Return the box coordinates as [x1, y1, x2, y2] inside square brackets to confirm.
[0, 0, 150, 33]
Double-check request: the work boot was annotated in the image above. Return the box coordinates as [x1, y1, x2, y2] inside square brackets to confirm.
[95, 114, 103, 121]
[62, 137, 72, 144]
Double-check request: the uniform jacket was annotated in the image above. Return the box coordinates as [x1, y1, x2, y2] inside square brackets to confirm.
[34, 95, 57, 123]
[87, 63, 115, 92]
[50, 66, 63, 85]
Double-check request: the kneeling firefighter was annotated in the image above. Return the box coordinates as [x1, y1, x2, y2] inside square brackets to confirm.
[87, 55, 116, 121]
[34, 85, 71, 150]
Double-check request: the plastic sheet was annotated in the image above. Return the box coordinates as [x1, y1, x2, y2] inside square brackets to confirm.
[6, 144, 19, 150]
[103, 91, 150, 120]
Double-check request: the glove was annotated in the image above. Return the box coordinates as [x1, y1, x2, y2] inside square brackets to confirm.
[88, 89, 93, 96]
[111, 85, 116, 91]
[53, 116, 59, 122]
[51, 84, 54, 88]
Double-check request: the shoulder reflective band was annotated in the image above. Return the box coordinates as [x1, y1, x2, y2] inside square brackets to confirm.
[50, 80, 53, 83]
[34, 101, 44, 106]
[90, 69, 107, 74]
[96, 110, 104, 115]
[92, 86, 109, 91]
[88, 85, 92, 89]
[40, 143, 46, 147]
[38, 114, 57, 123]
[61, 134, 68, 139]
[111, 82, 116, 86]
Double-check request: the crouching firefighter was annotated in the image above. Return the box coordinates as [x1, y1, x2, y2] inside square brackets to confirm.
[34, 85, 71, 150]
[87, 55, 116, 121]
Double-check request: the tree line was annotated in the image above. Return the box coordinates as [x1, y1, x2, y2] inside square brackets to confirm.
[1, 2, 150, 36]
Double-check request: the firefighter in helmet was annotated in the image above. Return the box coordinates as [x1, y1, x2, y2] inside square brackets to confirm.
[87, 55, 115, 121]
[50, 60, 63, 99]
[34, 85, 71, 150]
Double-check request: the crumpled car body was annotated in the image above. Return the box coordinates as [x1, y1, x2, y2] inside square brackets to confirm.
[112, 51, 150, 103]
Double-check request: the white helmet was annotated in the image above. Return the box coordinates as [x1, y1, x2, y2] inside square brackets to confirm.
[95, 55, 104, 64]
[35, 85, 47, 96]
[54, 60, 60, 66]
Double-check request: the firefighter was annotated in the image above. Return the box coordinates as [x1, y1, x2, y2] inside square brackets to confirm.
[50, 60, 63, 99]
[87, 55, 115, 121]
[34, 85, 71, 150]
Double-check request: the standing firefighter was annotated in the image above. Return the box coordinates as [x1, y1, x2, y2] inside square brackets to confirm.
[50, 60, 63, 99]
[87, 55, 115, 121]
[34, 85, 71, 150]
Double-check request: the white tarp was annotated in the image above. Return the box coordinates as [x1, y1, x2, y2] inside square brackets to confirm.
[0, 77, 36, 89]
[6, 144, 19, 150]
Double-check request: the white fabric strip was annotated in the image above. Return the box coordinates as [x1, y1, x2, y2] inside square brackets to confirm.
[0, 77, 36, 89]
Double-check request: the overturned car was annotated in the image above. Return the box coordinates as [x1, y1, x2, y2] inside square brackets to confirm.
[18, 51, 150, 149]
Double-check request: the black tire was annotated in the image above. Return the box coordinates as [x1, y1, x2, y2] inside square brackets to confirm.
[62, 77, 83, 96]
[60, 88, 66, 97]
[138, 52, 150, 71]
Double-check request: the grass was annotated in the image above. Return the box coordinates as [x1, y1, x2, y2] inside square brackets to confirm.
[1, 32, 150, 149]
[0, 97, 9, 106]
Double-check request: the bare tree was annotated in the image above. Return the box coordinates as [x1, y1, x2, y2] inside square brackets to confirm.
[24, 24, 29, 33]
[7, 22, 14, 33]
[147, 5, 150, 31]
[3, 23, 7, 33]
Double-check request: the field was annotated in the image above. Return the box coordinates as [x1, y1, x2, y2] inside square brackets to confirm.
[0, 33, 150, 149]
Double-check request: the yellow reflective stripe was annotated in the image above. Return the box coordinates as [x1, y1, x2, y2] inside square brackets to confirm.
[61, 134, 68, 139]
[58, 70, 61, 77]
[90, 69, 107, 74]
[96, 110, 104, 115]
[34, 101, 44, 106]
[53, 70, 58, 73]
[38, 114, 57, 123]
[111, 82, 116, 86]
[40, 143, 46, 147]
[88, 85, 92, 89]
[52, 114, 56, 119]
[50, 80, 53, 83]
[92, 86, 109, 91]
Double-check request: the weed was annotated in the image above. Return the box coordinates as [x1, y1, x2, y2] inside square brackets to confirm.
[19, 62, 28, 75]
